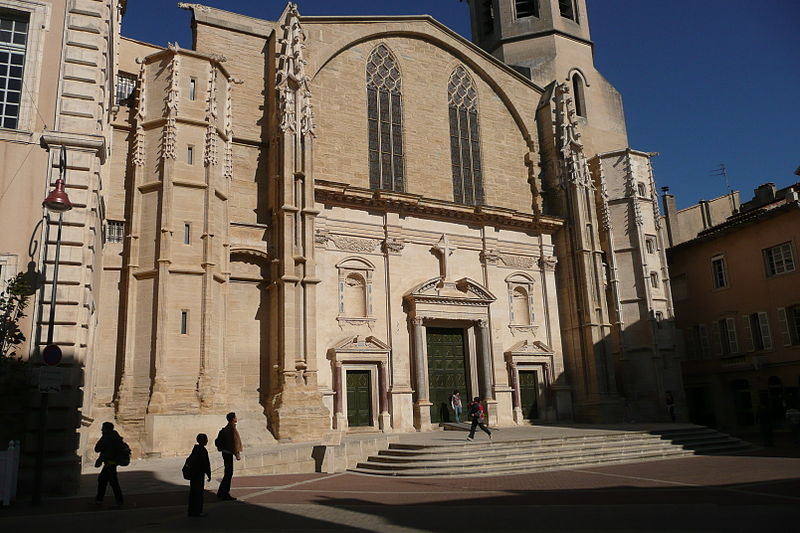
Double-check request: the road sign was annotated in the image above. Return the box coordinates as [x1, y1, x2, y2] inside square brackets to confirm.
[38, 367, 63, 394]
[42, 344, 62, 366]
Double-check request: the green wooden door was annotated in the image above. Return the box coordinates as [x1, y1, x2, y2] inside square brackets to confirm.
[426, 328, 468, 424]
[519, 370, 539, 420]
[347, 370, 372, 427]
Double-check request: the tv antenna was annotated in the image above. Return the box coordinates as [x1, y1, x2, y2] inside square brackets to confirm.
[710, 163, 737, 213]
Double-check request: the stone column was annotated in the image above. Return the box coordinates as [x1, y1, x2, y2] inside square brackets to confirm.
[477, 319, 494, 400]
[334, 361, 346, 430]
[378, 362, 391, 431]
[411, 317, 432, 430]
[510, 362, 523, 424]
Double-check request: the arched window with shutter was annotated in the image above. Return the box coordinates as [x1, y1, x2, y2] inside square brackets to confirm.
[448, 65, 484, 206]
[366, 44, 405, 192]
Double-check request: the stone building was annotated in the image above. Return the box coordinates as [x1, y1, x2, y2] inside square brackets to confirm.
[2, 0, 684, 472]
[665, 181, 800, 431]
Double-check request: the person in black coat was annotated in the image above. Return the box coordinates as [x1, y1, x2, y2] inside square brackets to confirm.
[187, 433, 212, 517]
[93, 421, 124, 507]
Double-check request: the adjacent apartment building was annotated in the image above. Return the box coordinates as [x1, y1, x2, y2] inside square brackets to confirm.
[664, 181, 800, 431]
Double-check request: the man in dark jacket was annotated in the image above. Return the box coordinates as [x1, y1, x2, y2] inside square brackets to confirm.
[187, 433, 212, 517]
[466, 397, 492, 441]
[93, 421, 125, 507]
[215, 412, 242, 500]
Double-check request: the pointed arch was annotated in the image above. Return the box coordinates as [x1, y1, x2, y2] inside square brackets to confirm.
[570, 71, 587, 118]
[366, 44, 405, 192]
[448, 65, 484, 206]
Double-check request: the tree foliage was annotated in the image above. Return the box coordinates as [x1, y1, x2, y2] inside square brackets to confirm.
[0, 272, 29, 359]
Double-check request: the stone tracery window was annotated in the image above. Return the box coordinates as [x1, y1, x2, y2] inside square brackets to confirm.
[366, 44, 405, 192]
[448, 65, 484, 206]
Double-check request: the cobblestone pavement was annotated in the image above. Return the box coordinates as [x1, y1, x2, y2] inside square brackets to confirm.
[2, 452, 799, 532]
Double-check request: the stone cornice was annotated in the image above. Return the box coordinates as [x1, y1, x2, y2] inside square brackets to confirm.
[40, 131, 107, 162]
[315, 180, 563, 233]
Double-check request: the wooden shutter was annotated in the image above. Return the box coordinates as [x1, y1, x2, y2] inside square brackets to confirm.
[711, 321, 722, 355]
[742, 315, 755, 352]
[777, 307, 791, 346]
[758, 312, 772, 350]
[726, 317, 739, 353]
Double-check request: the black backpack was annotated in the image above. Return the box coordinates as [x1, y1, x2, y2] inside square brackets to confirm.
[214, 428, 225, 452]
[116, 439, 132, 467]
[182, 456, 193, 480]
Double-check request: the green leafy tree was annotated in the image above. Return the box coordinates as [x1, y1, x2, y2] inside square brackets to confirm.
[0, 272, 30, 359]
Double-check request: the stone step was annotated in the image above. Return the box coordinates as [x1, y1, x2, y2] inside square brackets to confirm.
[351, 426, 754, 477]
[354, 448, 697, 477]
[366, 441, 684, 467]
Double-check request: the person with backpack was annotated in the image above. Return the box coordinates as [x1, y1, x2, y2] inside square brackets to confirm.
[215, 412, 242, 501]
[92, 421, 127, 507]
[466, 396, 492, 441]
[450, 390, 463, 423]
[185, 433, 212, 517]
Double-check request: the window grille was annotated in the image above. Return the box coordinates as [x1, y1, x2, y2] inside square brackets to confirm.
[448, 65, 484, 206]
[763, 242, 795, 277]
[106, 220, 125, 243]
[366, 44, 404, 192]
[115, 72, 137, 106]
[0, 12, 29, 129]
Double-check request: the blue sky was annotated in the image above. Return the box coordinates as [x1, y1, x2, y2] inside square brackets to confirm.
[122, 1, 799, 209]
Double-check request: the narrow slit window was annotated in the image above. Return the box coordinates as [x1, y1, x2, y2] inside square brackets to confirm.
[650, 272, 659, 289]
[448, 65, 484, 206]
[571, 73, 586, 118]
[187, 145, 194, 165]
[481, 0, 495, 34]
[189, 78, 197, 101]
[183, 223, 191, 244]
[180, 310, 189, 334]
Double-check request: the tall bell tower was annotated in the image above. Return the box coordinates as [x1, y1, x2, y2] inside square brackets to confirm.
[464, 0, 627, 156]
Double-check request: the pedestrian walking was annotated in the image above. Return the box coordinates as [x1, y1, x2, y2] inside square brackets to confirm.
[450, 390, 463, 423]
[466, 396, 492, 441]
[665, 391, 676, 422]
[186, 433, 212, 517]
[215, 412, 242, 500]
[93, 422, 126, 507]
[785, 404, 800, 445]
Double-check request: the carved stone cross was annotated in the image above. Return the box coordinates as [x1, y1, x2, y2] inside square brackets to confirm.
[432, 234, 456, 280]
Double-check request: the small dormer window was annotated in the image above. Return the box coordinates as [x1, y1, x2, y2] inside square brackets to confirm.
[515, 0, 540, 18]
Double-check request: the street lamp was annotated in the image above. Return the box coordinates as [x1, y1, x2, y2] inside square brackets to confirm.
[32, 146, 72, 504]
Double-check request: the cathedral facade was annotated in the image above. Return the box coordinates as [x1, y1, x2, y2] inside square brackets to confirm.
[10, 0, 684, 461]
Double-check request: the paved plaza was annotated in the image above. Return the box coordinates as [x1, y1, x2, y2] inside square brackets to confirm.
[2, 437, 799, 532]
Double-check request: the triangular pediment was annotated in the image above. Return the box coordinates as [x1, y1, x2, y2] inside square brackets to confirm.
[406, 277, 496, 303]
[508, 340, 553, 356]
[332, 335, 390, 353]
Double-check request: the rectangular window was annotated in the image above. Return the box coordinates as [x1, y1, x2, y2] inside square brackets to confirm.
[105, 220, 125, 243]
[481, 0, 494, 34]
[650, 272, 659, 289]
[189, 78, 197, 101]
[763, 242, 795, 277]
[0, 11, 29, 129]
[183, 222, 191, 245]
[187, 145, 194, 165]
[718, 317, 739, 355]
[746, 312, 772, 351]
[711, 255, 728, 289]
[690, 324, 710, 359]
[559, 0, 577, 21]
[778, 306, 800, 346]
[515, 0, 539, 18]
[645, 237, 655, 254]
[115, 72, 137, 106]
[180, 310, 188, 334]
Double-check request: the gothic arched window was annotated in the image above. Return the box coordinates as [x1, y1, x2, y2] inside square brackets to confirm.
[448, 66, 484, 206]
[571, 73, 586, 118]
[366, 44, 405, 192]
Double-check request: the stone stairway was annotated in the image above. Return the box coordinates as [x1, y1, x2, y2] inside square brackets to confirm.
[352, 426, 753, 477]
